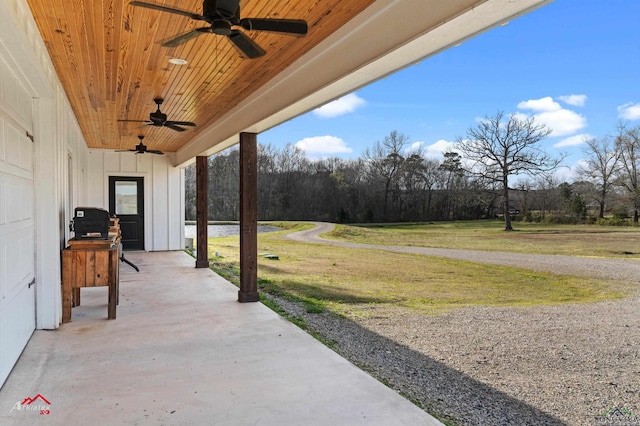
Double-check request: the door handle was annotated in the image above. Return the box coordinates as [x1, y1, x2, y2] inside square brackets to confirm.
[28, 278, 36, 288]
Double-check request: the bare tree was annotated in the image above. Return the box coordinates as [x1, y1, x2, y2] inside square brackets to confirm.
[363, 131, 410, 221]
[515, 178, 533, 217]
[184, 163, 197, 220]
[615, 123, 640, 222]
[257, 143, 278, 219]
[532, 172, 562, 220]
[577, 136, 620, 218]
[456, 111, 562, 231]
[420, 158, 442, 219]
[438, 151, 465, 220]
[275, 143, 308, 217]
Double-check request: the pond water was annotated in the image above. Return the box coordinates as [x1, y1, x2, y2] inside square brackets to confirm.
[184, 224, 281, 239]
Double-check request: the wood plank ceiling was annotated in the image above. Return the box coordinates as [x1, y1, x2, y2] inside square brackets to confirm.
[26, 0, 376, 153]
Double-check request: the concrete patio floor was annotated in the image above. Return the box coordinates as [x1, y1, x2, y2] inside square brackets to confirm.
[0, 251, 442, 425]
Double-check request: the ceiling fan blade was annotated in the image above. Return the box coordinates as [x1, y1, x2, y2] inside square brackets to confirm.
[162, 28, 210, 48]
[129, 1, 205, 21]
[239, 18, 308, 35]
[147, 150, 165, 155]
[167, 121, 196, 126]
[164, 122, 187, 132]
[227, 30, 265, 59]
[117, 119, 151, 123]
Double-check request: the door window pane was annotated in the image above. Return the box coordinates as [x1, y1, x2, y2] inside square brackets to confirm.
[115, 181, 138, 215]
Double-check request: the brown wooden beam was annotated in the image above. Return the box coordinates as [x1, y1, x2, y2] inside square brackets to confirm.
[238, 132, 259, 302]
[195, 155, 210, 268]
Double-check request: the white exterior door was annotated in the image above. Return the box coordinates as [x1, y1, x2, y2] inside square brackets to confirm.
[0, 63, 36, 387]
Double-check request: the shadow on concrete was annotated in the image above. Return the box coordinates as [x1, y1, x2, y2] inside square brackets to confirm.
[264, 286, 567, 426]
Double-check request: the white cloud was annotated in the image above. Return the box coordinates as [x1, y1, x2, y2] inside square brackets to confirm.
[553, 160, 588, 183]
[407, 141, 424, 153]
[536, 109, 587, 136]
[574, 159, 589, 171]
[517, 96, 562, 112]
[617, 102, 640, 120]
[402, 139, 457, 159]
[313, 93, 366, 118]
[295, 135, 353, 156]
[558, 94, 587, 107]
[511, 112, 530, 122]
[517, 96, 587, 137]
[551, 166, 574, 182]
[554, 133, 593, 148]
[423, 139, 457, 158]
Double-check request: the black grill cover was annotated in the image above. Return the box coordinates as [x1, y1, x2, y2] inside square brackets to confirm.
[72, 207, 110, 239]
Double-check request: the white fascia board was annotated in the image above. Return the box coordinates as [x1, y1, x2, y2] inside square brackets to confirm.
[174, 0, 552, 167]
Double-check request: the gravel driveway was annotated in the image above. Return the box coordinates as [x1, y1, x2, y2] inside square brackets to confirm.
[280, 222, 640, 426]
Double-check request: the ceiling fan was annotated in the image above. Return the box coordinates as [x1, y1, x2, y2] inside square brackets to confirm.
[130, 0, 308, 59]
[118, 98, 196, 132]
[118, 135, 165, 155]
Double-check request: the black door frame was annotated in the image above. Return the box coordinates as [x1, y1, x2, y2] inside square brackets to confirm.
[108, 176, 145, 250]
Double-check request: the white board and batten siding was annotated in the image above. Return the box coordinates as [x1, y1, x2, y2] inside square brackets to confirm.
[0, 55, 36, 387]
[86, 150, 184, 251]
[0, 0, 95, 387]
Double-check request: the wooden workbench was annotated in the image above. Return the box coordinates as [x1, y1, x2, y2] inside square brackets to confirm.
[62, 230, 120, 323]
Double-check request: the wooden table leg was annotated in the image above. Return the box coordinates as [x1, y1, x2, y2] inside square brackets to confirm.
[72, 288, 81, 306]
[108, 282, 117, 319]
[107, 248, 118, 319]
[116, 244, 121, 305]
[62, 251, 73, 323]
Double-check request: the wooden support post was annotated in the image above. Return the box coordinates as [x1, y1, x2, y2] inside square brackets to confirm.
[195, 155, 210, 268]
[238, 132, 259, 302]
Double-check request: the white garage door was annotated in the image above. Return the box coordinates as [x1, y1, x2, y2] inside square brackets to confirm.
[0, 63, 36, 387]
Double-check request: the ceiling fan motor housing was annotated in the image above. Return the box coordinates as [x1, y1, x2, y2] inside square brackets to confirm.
[150, 111, 167, 123]
[203, 0, 239, 20]
[212, 20, 232, 35]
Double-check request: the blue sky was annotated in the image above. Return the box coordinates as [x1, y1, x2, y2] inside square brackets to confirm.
[259, 0, 640, 181]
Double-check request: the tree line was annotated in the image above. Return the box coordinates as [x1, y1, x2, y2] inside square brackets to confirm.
[185, 112, 640, 227]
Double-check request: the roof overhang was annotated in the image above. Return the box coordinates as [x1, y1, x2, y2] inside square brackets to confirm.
[175, 0, 552, 167]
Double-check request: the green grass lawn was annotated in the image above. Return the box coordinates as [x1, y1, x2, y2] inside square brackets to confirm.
[206, 221, 632, 318]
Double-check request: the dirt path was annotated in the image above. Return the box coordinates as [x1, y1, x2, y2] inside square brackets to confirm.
[286, 222, 640, 284]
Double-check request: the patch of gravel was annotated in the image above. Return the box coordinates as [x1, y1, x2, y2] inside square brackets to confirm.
[267, 294, 640, 425]
[277, 223, 640, 425]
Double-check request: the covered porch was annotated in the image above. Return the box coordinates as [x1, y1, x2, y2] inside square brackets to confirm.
[0, 251, 441, 425]
[0, 0, 552, 405]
